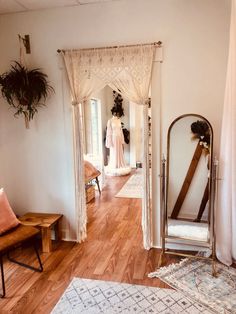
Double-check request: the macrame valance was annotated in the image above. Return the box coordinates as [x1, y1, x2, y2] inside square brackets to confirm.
[62, 44, 155, 106]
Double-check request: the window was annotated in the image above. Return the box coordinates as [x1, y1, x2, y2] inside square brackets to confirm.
[90, 99, 99, 156]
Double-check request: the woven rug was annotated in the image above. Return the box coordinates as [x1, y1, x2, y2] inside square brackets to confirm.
[115, 169, 142, 198]
[149, 259, 236, 314]
[51, 278, 211, 313]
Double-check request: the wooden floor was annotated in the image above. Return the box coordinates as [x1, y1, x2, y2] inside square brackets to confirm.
[1, 173, 179, 314]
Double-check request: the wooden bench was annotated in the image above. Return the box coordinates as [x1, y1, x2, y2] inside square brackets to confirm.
[84, 160, 101, 194]
[0, 224, 43, 297]
[19, 212, 63, 252]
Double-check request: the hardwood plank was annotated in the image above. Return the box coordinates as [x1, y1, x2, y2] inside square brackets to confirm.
[103, 239, 133, 282]
[10, 276, 54, 314]
[133, 249, 149, 280]
[2, 242, 74, 313]
[1, 171, 182, 314]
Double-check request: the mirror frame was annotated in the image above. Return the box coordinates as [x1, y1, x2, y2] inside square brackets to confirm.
[158, 113, 217, 276]
[166, 113, 213, 242]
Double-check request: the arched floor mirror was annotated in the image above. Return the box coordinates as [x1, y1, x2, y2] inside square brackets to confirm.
[159, 114, 217, 276]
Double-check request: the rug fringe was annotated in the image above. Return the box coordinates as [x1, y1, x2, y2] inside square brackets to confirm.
[148, 250, 212, 278]
[148, 258, 189, 278]
[149, 258, 235, 314]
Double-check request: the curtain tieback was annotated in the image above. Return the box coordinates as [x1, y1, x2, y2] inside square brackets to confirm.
[72, 100, 80, 106]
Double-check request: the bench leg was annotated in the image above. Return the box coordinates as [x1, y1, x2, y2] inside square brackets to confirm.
[7, 242, 43, 273]
[41, 227, 52, 252]
[95, 177, 101, 194]
[54, 220, 62, 242]
[33, 243, 43, 271]
[0, 256, 5, 298]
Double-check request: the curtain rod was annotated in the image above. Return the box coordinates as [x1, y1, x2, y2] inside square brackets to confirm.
[57, 41, 162, 53]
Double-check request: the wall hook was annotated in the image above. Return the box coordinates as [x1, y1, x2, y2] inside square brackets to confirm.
[18, 34, 31, 54]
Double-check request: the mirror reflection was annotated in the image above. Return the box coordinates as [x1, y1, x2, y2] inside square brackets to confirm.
[166, 115, 212, 243]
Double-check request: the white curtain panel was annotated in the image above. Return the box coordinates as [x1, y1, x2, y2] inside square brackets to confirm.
[62, 44, 155, 247]
[216, 0, 236, 266]
[73, 104, 87, 242]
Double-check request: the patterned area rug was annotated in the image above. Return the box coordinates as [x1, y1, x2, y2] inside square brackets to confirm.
[115, 170, 142, 198]
[51, 278, 212, 313]
[149, 259, 236, 314]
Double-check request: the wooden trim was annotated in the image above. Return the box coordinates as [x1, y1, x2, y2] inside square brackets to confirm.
[170, 142, 202, 219]
[195, 182, 209, 222]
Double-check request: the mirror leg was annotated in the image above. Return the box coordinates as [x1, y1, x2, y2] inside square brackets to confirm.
[212, 258, 217, 277]
[157, 250, 165, 268]
[211, 243, 217, 277]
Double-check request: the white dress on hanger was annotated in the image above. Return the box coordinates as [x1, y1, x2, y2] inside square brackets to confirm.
[105, 116, 131, 176]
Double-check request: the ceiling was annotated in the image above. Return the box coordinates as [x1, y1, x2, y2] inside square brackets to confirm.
[0, 0, 119, 15]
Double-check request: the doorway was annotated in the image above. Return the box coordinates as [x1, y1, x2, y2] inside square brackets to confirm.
[61, 43, 158, 247]
[83, 86, 152, 239]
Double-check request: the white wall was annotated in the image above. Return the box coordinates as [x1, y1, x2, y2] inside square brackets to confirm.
[0, 0, 231, 244]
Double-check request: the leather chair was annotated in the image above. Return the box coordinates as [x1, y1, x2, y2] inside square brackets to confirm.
[0, 224, 43, 298]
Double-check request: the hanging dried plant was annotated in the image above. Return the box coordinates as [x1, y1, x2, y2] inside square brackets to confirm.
[111, 90, 124, 117]
[0, 61, 54, 128]
[191, 120, 210, 154]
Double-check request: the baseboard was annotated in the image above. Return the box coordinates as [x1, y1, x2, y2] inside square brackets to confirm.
[151, 243, 209, 252]
[61, 229, 77, 242]
[51, 228, 77, 242]
[152, 245, 161, 249]
[176, 214, 208, 221]
[61, 237, 77, 242]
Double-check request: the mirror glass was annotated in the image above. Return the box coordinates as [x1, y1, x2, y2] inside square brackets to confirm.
[166, 115, 212, 243]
